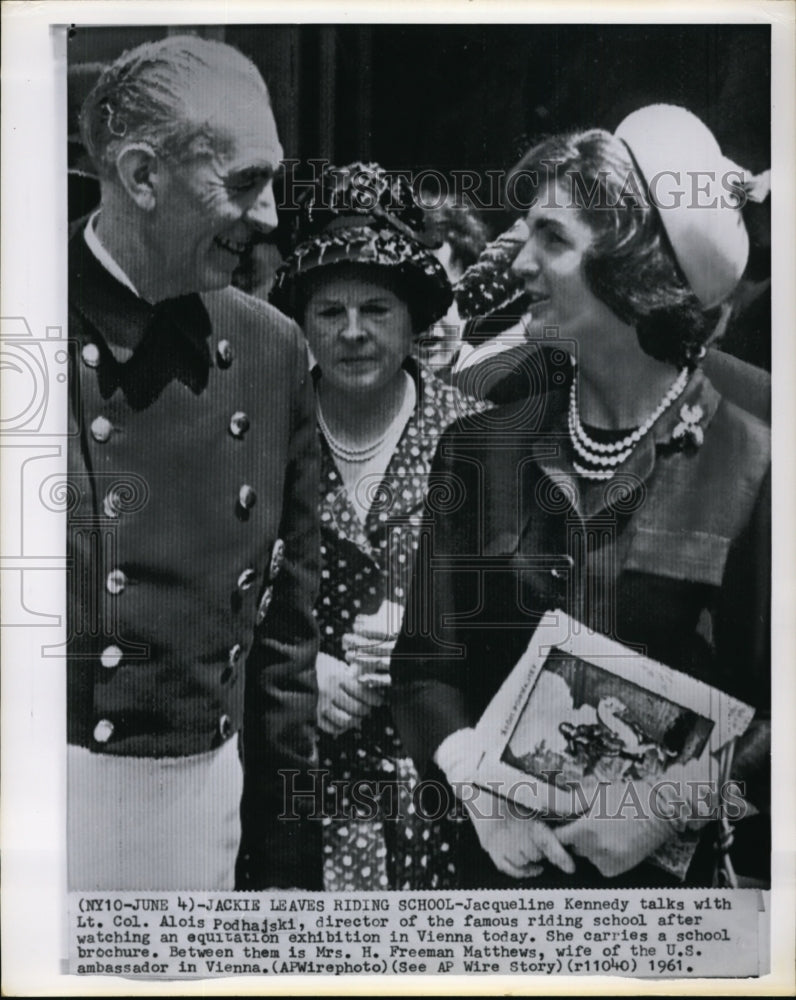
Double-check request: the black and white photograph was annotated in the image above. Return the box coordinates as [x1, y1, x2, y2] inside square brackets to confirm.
[503, 654, 714, 788]
[1, 1, 794, 994]
[501, 653, 717, 884]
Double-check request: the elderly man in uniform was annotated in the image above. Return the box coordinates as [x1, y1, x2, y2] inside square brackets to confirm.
[67, 35, 320, 890]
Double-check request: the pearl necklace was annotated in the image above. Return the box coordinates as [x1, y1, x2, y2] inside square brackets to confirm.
[568, 366, 690, 480]
[317, 372, 413, 464]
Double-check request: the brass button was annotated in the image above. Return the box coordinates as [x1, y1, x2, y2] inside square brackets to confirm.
[219, 714, 233, 740]
[237, 567, 257, 591]
[228, 643, 243, 668]
[238, 484, 257, 510]
[269, 539, 285, 580]
[256, 586, 273, 625]
[91, 416, 113, 443]
[216, 340, 234, 368]
[93, 719, 115, 743]
[103, 490, 119, 519]
[106, 569, 127, 595]
[100, 645, 123, 669]
[229, 411, 250, 439]
[81, 343, 101, 368]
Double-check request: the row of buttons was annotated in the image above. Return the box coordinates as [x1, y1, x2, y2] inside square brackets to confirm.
[91, 410, 252, 445]
[93, 540, 285, 742]
[108, 568, 303, 598]
[94, 644, 235, 744]
[83, 337, 250, 452]
[84, 336, 256, 515]
[82, 338, 278, 749]
[82, 339, 236, 371]
[92, 713, 233, 744]
[98, 562, 283, 606]
[97, 639, 246, 674]
[101, 483, 257, 519]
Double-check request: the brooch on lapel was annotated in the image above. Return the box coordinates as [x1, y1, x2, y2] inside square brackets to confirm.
[670, 403, 705, 450]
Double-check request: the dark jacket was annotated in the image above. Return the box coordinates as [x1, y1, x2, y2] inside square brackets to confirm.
[392, 368, 770, 888]
[67, 226, 322, 886]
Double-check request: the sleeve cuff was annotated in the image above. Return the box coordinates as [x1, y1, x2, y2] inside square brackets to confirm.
[433, 726, 477, 784]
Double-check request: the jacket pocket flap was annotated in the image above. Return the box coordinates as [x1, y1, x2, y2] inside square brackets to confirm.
[624, 527, 731, 585]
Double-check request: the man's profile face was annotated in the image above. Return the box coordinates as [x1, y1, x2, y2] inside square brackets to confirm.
[147, 74, 284, 298]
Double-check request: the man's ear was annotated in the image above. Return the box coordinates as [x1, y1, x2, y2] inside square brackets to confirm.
[114, 143, 161, 210]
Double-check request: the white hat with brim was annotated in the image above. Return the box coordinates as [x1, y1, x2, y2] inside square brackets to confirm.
[615, 104, 750, 310]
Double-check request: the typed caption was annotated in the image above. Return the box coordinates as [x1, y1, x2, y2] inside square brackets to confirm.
[68, 889, 767, 980]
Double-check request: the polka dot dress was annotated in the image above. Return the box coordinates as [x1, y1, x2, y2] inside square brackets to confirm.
[316, 360, 487, 891]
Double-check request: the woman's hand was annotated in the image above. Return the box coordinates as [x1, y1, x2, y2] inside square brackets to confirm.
[343, 631, 395, 684]
[464, 795, 576, 878]
[434, 727, 575, 879]
[555, 780, 676, 878]
[316, 651, 385, 736]
[342, 600, 404, 685]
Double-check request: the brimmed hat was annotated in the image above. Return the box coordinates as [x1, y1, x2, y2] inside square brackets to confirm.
[269, 162, 453, 332]
[615, 104, 768, 309]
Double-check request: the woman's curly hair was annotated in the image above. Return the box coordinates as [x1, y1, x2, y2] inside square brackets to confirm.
[508, 129, 713, 368]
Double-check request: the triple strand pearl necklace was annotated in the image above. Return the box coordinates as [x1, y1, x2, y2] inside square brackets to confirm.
[568, 366, 691, 480]
[317, 371, 414, 464]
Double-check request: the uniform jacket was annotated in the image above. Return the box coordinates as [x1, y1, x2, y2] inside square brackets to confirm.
[392, 368, 770, 887]
[67, 226, 322, 885]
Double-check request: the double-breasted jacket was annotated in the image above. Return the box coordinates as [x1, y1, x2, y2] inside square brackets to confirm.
[67, 228, 322, 884]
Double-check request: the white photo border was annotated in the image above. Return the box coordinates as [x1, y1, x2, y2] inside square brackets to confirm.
[1, 2, 794, 996]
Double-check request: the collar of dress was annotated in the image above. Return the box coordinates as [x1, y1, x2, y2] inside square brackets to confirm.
[317, 359, 474, 553]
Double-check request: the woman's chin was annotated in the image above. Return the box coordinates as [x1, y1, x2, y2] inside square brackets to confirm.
[329, 362, 397, 394]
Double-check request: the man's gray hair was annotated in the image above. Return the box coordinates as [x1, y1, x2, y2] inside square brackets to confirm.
[79, 35, 269, 177]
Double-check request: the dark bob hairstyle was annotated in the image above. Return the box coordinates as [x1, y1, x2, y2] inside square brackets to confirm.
[508, 129, 714, 368]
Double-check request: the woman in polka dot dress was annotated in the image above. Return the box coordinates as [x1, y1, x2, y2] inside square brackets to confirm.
[269, 162, 488, 890]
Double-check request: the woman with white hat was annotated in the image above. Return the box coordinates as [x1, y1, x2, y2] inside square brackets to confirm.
[391, 106, 771, 888]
